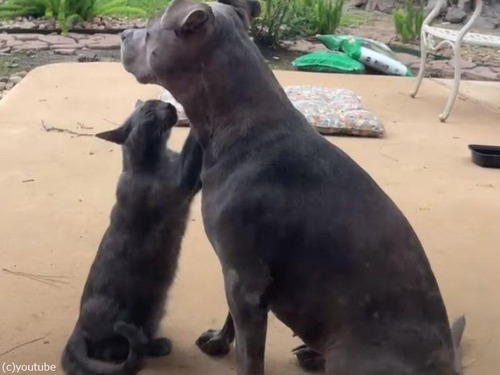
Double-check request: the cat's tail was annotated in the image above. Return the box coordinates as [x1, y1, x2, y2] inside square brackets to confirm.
[451, 315, 466, 375]
[61, 322, 147, 375]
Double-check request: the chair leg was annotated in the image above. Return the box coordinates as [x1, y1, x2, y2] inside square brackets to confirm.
[410, 33, 428, 98]
[439, 42, 462, 122]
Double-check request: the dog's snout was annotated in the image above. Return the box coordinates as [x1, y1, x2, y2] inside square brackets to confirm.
[121, 29, 134, 41]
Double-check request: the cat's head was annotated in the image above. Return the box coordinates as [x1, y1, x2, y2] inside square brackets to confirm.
[95, 100, 178, 162]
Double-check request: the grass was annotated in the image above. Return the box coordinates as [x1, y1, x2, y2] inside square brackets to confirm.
[339, 11, 376, 28]
[124, 0, 171, 17]
[393, 0, 424, 43]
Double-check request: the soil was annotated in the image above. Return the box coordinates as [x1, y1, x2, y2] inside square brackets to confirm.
[0, 49, 120, 75]
[0, 43, 300, 78]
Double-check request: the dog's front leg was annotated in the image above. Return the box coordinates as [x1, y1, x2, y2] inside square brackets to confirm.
[224, 266, 269, 375]
[196, 312, 235, 356]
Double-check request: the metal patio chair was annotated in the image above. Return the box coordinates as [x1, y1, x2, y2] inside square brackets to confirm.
[410, 0, 500, 121]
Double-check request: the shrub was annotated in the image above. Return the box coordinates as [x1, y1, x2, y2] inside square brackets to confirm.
[297, 0, 344, 35]
[0, 0, 147, 34]
[251, 0, 344, 47]
[393, 0, 424, 43]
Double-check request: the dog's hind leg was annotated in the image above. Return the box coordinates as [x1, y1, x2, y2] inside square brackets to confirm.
[292, 344, 325, 371]
[196, 312, 235, 356]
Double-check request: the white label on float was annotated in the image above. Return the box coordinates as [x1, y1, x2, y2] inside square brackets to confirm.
[359, 47, 409, 76]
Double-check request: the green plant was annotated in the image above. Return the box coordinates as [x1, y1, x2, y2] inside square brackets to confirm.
[251, 0, 344, 47]
[0, 0, 147, 34]
[251, 0, 294, 46]
[125, 0, 172, 17]
[299, 0, 344, 35]
[0, 0, 54, 19]
[393, 0, 424, 43]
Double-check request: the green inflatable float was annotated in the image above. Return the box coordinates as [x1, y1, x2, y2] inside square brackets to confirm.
[292, 34, 413, 77]
[318, 34, 413, 77]
[292, 50, 366, 74]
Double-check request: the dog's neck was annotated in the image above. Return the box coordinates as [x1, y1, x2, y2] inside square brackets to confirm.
[163, 35, 296, 145]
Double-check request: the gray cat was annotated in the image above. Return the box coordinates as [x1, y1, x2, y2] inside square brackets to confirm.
[61, 99, 203, 375]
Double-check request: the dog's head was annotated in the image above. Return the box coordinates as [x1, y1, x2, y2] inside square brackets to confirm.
[95, 100, 178, 154]
[120, 0, 260, 92]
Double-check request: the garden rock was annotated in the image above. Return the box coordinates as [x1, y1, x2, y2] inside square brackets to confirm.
[50, 43, 82, 50]
[9, 75, 22, 84]
[82, 34, 121, 49]
[13, 41, 49, 51]
[457, 59, 477, 70]
[475, 16, 500, 30]
[445, 7, 467, 23]
[5, 39, 23, 48]
[39, 35, 75, 45]
[15, 34, 40, 41]
[463, 66, 498, 81]
[288, 39, 326, 53]
[77, 53, 101, 62]
[54, 48, 77, 56]
[395, 53, 421, 68]
[352, 0, 368, 8]
[424, 0, 448, 17]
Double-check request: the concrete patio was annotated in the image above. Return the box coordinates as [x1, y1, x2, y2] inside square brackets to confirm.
[0, 63, 498, 375]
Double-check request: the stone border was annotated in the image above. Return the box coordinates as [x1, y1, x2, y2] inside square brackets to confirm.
[0, 33, 121, 56]
[0, 71, 28, 99]
[0, 16, 144, 34]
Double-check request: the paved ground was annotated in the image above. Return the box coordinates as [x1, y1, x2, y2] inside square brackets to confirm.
[0, 32, 121, 55]
[0, 63, 499, 374]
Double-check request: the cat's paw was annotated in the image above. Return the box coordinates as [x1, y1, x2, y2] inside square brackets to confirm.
[148, 337, 172, 357]
[195, 329, 232, 356]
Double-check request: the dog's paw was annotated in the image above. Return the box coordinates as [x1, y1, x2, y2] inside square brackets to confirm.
[148, 337, 172, 357]
[292, 344, 325, 372]
[195, 329, 232, 357]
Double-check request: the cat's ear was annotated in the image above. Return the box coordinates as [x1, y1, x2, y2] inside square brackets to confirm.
[135, 99, 144, 108]
[95, 124, 131, 145]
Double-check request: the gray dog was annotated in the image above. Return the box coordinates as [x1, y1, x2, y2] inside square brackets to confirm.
[121, 1, 465, 374]
[61, 100, 203, 375]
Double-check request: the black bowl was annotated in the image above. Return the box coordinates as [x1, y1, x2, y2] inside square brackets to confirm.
[469, 144, 500, 169]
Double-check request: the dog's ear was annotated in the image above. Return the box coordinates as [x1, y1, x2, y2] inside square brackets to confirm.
[248, 0, 261, 18]
[95, 124, 131, 145]
[135, 99, 144, 108]
[218, 0, 261, 28]
[161, 0, 214, 33]
[181, 7, 211, 32]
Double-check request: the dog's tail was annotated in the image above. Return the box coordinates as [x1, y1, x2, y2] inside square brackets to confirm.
[450, 315, 466, 375]
[61, 322, 147, 375]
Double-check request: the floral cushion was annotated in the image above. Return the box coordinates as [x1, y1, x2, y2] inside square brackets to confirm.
[159, 86, 384, 137]
[284, 86, 384, 137]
